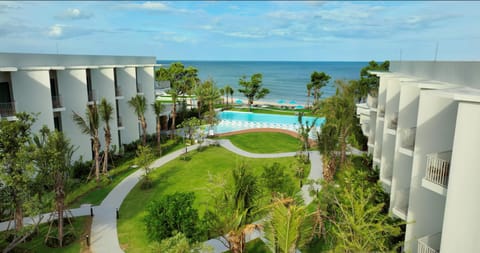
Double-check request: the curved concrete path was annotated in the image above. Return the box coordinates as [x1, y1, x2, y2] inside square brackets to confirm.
[0, 139, 323, 253]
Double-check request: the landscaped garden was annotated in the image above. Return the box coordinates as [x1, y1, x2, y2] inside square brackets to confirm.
[223, 132, 300, 153]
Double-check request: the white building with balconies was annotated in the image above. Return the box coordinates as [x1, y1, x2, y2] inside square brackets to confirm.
[356, 61, 480, 253]
[0, 52, 167, 161]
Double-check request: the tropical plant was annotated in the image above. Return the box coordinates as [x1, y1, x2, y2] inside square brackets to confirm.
[73, 103, 101, 183]
[135, 145, 155, 189]
[128, 95, 148, 145]
[261, 163, 295, 198]
[150, 232, 211, 253]
[144, 192, 200, 241]
[306, 82, 313, 108]
[98, 98, 113, 174]
[308, 71, 330, 105]
[264, 197, 312, 253]
[201, 79, 221, 127]
[297, 112, 318, 153]
[224, 85, 234, 107]
[177, 117, 202, 154]
[238, 73, 269, 112]
[152, 100, 165, 155]
[34, 128, 76, 247]
[355, 60, 390, 99]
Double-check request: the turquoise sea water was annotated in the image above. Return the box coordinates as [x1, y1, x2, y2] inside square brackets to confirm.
[156, 61, 367, 105]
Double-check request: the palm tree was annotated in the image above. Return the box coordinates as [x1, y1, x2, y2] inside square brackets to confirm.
[264, 197, 312, 253]
[152, 100, 165, 155]
[169, 87, 180, 139]
[224, 85, 233, 107]
[202, 80, 221, 126]
[228, 85, 234, 105]
[128, 95, 148, 145]
[73, 103, 101, 183]
[306, 83, 313, 108]
[98, 98, 113, 175]
[219, 88, 225, 105]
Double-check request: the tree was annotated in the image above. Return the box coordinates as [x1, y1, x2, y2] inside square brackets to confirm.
[238, 73, 269, 112]
[152, 100, 165, 155]
[201, 79, 221, 127]
[355, 60, 390, 100]
[135, 145, 155, 189]
[297, 112, 318, 153]
[219, 87, 225, 105]
[155, 62, 200, 139]
[264, 197, 312, 253]
[177, 117, 202, 154]
[306, 83, 313, 108]
[98, 98, 113, 174]
[34, 128, 76, 247]
[128, 95, 148, 145]
[73, 103, 101, 183]
[144, 192, 200, 242]
[150, 232, 211, 253]
[308, 71, 330, 105]
[203, 163, 262, 253]
[224, 85, 234, 107]
[261, 163, 295, 198]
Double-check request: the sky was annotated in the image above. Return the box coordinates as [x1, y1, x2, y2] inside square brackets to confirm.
[0, 1, 479, 61]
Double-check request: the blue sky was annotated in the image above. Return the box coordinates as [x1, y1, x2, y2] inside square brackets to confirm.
[0, 1, 479, 61]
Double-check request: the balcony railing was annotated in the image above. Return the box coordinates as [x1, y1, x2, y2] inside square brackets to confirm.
[378, 105, 385, 117]
[388, 112, 398, 129]
[425, 151, 451, 188]
[88, 89, 97, 102]
[393, 188, 409, 215]
[115, 86, 122, 97]
[51, 95, 63, 108]
[400, 127, 416, 150]
[117, 116, 123, 127]
[367, 94, 378, 108]
[0, 102, 16, 117]
[418, 232, 441, 253]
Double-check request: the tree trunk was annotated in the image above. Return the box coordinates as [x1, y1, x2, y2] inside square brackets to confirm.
[170, 103, 177, 139]
[141, 117, 147, 145]
[56, 189, 64, 247]
[103, 127, 111, 174]
[13, 193, 23, 231]
[94, 136, 101, 184]
[226, 94, 229, 107]
[156, 117, 162, 156]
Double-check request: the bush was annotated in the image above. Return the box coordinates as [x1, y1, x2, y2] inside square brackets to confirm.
[72, 159, 93, 180]
[144, 192, 200, 242]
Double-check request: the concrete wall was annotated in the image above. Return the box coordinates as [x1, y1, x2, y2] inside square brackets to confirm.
[136, 66, 156, 135]
[405, 91, 456, 252]
[57, 69, 92, 161]
[10, 69, 54, 133]
[117, 67, 139, 144]
[441, 101, 480, 252]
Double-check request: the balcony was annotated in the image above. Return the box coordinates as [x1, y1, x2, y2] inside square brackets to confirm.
[387, 112, 398, 130]
[88, 89, 97, 102]
[0, 102, 16, 118]
[115, 86, 123, 97]
[51, 95, 64, 109]
[399, 127, 416, 156]
[392, 188, 409, 220]
[422, 151, 451, 195]
[367, 94, 378, 109]
[378, 105, 385, 118]
[418, 232, 441, 253]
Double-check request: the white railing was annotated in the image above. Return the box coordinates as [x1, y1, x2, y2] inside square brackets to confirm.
[378, 105, 385, 117]
[401, 127, 416, 150]
[394, 188, 409, 215]
[418, 232, 441, 253]
[367, 94, 378, 108]
[425, 151, 451, 188]
[388, 112, 398, 129]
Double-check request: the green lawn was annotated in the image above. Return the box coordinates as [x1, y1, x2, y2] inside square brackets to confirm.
[223, 132, 300, 153]
[0, 216, 90, 253]
[117, 146, 298, 253]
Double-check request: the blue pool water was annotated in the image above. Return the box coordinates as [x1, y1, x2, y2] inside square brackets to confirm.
[215, 111, 324, 136]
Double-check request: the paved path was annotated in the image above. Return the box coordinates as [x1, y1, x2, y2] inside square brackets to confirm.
[0, 139, 323, 253]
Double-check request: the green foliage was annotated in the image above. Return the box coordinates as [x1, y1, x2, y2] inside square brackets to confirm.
[264, 198, 312, 253]
[261, 163, 295, 198]
[144, 192, 200, 242]
[128, 95, 148, 145]
[355, 60, 390, 98]
[318, 162, 403, 252]
[149, 231, 211, 253]
[308, 71, 331, 104]
[224, 132, 299, 154]
[238, 73, 269, 111]
[297, 112, 318, 151]
[135, 145, 155, 189]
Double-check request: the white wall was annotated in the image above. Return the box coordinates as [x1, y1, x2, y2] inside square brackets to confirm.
[136, 66, 156, 135]
[404, 91, 456, 252]
[57, 69, 92, 161]
[440, 101, 480, 252]
[10, 70, 54, 133]
[117, 67, 139, 144]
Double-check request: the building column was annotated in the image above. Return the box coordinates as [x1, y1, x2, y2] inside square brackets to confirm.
[117, 67, 139, 144]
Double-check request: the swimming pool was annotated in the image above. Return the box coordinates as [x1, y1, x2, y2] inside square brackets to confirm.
[215, 111, 324, 137]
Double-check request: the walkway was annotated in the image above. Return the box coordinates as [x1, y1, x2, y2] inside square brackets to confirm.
[0, 139, 323, 253]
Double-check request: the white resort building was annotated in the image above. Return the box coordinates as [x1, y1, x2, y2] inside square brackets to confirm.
[356, 61, 480, 253]
[0, 52, 167, 161]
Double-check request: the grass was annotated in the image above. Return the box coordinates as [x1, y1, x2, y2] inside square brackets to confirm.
[0, 216, 91, 253]
[117, 146, 298, 253]
[223, 132, 300, 153]
[67, 139, 185, 208]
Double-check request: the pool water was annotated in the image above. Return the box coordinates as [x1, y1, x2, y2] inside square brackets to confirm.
[215, 111, 324, 137]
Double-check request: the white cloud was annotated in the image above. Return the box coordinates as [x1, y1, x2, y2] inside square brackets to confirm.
[121, 1, 169, 11]
[56, 8, 93, 20]
[48, 24, 64, 38]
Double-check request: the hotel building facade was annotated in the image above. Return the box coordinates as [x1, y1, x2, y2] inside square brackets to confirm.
[0, 52, 166, 162]
[356, 61, 480, 253]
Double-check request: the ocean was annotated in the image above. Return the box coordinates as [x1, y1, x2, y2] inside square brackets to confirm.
[156, 61, 367, 105]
